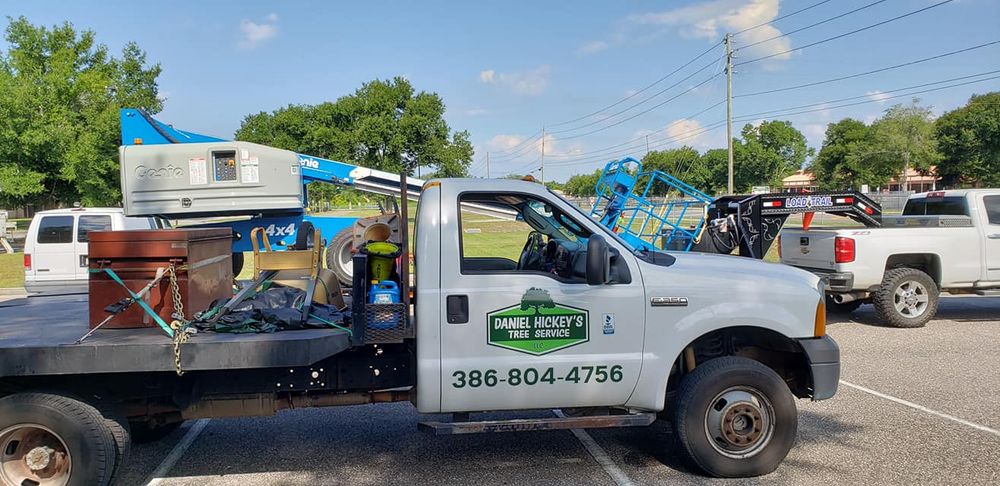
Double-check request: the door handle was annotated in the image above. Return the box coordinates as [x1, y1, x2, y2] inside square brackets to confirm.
[446, 295, 469, 324]
[80, 254, 89, 267]
[988, 233, 1000, 239]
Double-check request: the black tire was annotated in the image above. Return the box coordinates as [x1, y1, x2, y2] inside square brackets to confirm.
[872, 268, 939, 328]
[0, 392, 118, 486]
[129, 420, 183, 444]
[671, 356, 797, 478]
[231, 251, 245, 277]
[325, 227, 355, 287]
[825, 295, 862, 314]
[94, 402, 130, 482]
[295, 221, 316, 250]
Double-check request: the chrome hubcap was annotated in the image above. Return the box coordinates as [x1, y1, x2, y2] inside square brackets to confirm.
[894, 280, 929, 318]
[704, 387, 775, 459]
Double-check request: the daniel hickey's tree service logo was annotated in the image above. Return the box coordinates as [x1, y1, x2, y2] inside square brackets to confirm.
[487, 288, 589, 355]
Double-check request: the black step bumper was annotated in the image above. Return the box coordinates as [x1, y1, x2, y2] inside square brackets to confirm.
[797, 335, 840, 400]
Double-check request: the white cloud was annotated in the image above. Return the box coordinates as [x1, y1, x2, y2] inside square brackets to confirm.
[487, 134, 525, 151]
[629, 0, 792, 64]
[478, 65, 550, 96]
[239, 15, 279, 49]
[577, 40, 609, 55]
[867, 90, 892, 104]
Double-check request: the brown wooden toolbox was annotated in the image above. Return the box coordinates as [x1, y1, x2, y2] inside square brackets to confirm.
[88, 228, 234, 329]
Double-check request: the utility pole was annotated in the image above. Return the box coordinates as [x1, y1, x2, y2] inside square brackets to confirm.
[645, 134, 650, 154]
[902, 151, 910, 192]
[486, 152, 491, 179]
[540, 127, 546, 184]
[725, 33, 735, 195]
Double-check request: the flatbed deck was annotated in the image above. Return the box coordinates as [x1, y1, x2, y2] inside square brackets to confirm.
[0, 294, 351, 377]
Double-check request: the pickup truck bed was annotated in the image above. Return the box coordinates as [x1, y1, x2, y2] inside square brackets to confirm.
[0, 294, 351, 377]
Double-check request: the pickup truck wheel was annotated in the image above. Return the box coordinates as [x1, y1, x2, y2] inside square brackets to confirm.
[0, 393, 118, 486]
[325, 227, 355, 287]
[825, 295, 862, 314]
[671, 356, 796, 478]
[873, 268, 939, 328]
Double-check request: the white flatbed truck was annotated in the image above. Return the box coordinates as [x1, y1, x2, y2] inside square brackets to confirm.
[0, 178, 839, 485]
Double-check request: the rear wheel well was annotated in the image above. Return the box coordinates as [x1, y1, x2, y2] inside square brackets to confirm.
[884, 253, 941, 285]
[664, 327, 812, 406]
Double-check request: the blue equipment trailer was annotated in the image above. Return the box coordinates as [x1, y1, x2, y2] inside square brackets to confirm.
[590, 156, 883, 258]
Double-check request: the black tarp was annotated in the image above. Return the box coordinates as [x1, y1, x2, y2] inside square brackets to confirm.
[195, 286, 349, 334]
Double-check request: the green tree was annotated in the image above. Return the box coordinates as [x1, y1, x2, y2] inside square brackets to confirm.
[0, 17, 162, 207]
[641, 147, 701, 196]
[866, 100, 940, 190]
[809, 118, 894, 189]
[733, 120, 813, 192]
[562, 169, 602, 197]
[935, 92, 1000, 187]
[235, 77, 474, 177]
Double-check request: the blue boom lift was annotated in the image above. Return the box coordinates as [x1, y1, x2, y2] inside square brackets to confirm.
[119, 108, 423, 281]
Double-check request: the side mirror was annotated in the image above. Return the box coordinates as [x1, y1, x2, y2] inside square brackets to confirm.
[586, 235, 611, 285]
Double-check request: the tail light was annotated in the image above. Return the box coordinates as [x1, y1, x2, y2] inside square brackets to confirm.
[834, 237, 855, 263]
[24, 253, 32, 271]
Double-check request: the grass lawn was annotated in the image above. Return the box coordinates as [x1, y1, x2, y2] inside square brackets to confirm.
[0, 253, 24, 288]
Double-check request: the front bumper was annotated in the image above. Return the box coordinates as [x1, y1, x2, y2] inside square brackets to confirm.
[797, 335, 840, 400]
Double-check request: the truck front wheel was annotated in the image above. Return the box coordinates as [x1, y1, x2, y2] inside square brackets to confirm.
[872, 268, 939, 328]
[0, 393, 118, 486]
[671, 356, 797, 478]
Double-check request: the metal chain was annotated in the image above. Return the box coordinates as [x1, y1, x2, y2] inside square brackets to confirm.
[168, 264, 189, 376]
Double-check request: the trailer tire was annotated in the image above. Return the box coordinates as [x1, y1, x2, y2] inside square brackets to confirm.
[295, 221, 316, 250]
[232, 252, 245, 277]
[0, 392, 118, 486]
[129, 420, 183, 444]
[671, 356, 796, 478]
[873, 268, 938, 328]
[325, 227, 355, 286]
[825, 295, 862, 314]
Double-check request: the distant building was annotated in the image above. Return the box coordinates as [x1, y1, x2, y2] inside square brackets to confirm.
[781, 167, 940, 193]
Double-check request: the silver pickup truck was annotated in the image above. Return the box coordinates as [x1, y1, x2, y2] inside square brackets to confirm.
[780, 189, 1000, 327]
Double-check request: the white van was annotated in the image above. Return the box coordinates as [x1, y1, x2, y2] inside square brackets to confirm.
[23, 208, 168, 294]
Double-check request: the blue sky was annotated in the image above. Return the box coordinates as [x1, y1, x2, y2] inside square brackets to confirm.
[2, 0, 998, 182]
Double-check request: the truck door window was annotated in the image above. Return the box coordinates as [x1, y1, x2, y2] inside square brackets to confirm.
[985, 196, 1000, 225]
[37, 216, 74, 244]
[77, 215, 112, 242]
[459, 193, 592, 281]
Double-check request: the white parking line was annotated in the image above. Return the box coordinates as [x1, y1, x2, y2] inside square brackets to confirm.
[144, 419, 211, 486]
[840, 380, 1000, 437]
[553, 410, 635, 486]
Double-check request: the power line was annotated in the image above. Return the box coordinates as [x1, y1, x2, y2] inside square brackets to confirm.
[739, 0, 890, 51]
[737, 40, 1000, 98]
[546, 41, 724, 129]
[734, 0, 835, 36]
[550, 55, 722, 135]
[548, 121, 729, 168]
[555, 72, 723, 141]
[737, 0, 955, 66]
[737, 70, 1000, 119]
[488, 129, 543, 158]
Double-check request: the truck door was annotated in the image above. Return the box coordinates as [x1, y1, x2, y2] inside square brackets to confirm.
[30, 215, 77, 284]
[982, 194, 1000, 281]
[437, 188, 645, 413]
[74, 214, 112, 280]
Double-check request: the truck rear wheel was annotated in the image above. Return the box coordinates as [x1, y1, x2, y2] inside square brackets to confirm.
[873, 268, 939, 328]
[0, 392, 118, 486]
[325, 227, 355, 287]
[671, 356, 796, 478]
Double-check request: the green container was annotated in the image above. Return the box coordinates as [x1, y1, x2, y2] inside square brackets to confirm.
[364, 241, 401, 281]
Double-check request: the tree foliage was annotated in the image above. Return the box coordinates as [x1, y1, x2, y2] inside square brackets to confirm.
[562, 169, 602, 197]
[935, 92, 1000, 187]
[235, 77, 474, 178]
[733, 120, 812, 192]
[0, 17, 162, 207]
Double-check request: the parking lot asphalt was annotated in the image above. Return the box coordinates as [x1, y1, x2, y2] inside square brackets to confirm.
[115, 295, 1000, 486]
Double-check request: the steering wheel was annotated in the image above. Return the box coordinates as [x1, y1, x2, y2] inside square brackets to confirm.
[517, 232, 546, 270]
